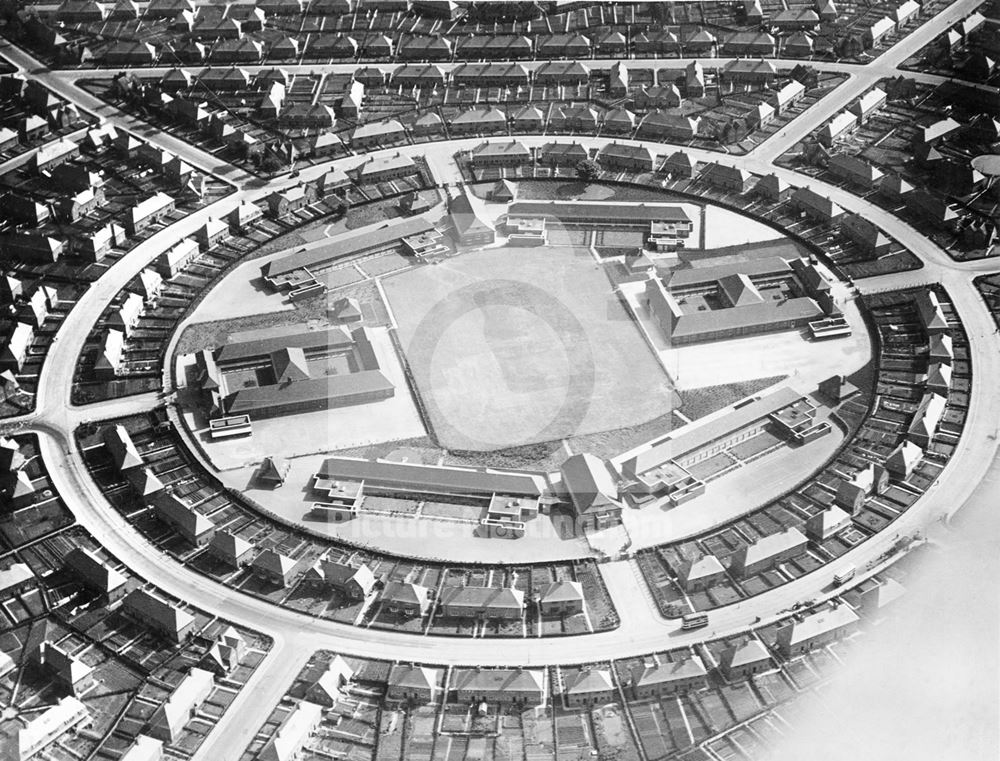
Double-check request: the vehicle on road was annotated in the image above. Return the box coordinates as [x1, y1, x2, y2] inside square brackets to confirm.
[681, 612, 709, 630]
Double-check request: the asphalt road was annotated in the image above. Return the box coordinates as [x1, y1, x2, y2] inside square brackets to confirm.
[0, 1, 997, 757]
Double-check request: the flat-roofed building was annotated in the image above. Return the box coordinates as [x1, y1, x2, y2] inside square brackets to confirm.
[776, 604, 859, 656]
[730, 526, 808, 578]
[147, 668, 214, 743]
[316, 457, 539, 503]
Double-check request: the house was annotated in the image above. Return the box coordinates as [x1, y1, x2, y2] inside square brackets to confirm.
[352, 153, 419, 184]
[258, 702, 322, 761]
[701, 163, 753, 193]
[147, 668, 214, 743]
[783, 32, 815, 58]
[265, 185, 317, 218]
[749, 102, 776, 129]
[123, 589, 195, 642]
[304, 656, 354, 706]
[559, 453, 623, 531]
[380, 581, 431, 617]
[32, 640, 95, 696]
[820, 112, 858, 145]
[387, 664, 443, 703]
[724, 33, 776, 57]
[109, 292, 145, 338]
[633, 84, 682, 110]
[412, 111, 444, 136]
[200, 626, 246, 675]
[776, 604, 860, 656]
[880, 173, 914, 203]
[916, 117, 962, 146]
[125, 193, 175, 236]
[193, 219, 229, 252]
[14, 698, 89, 761]
[94, 329, 125, 380]
[350, 119, 406, 149]
[322, 560, 377, 599]
[18, 114, 48, 142]
[676, 554, 726, 592]
[663, 150, 696, 179]
[730, 527, 808, 577]
[864, 16, 896, 48]
[251, 549, 297, 587]
[64, 548, 128, 604]
[539, 580, 584, 616]
[29, 138, 80, 173]
[719, 638, 772, 680]
[153, 493, 216, 547]
[535, 61, 590, 86]
[768, 81, 806, 114]
[118, 736, 163, 761]
[597, 143, 654, 172]
[439, 586, 525, 620]
[637, 111, 699, 142]
[840, 213, 891, 257]
[773, 7, 819, 30]
[602, 108, 636, 134]
[201, 520, 253, 567]
[469, 140, 531, 168]
[452, 668, 545, 705]
[0, 562, 35, 595]
[0, 323, 33, 373]
[885, 440, 923, 480]
[562, 668, 615, 707]
[227, 202, 264, 232]
[828, 153, 884, 190]
[849, 88, 887, 123]
[105, 424, 147, 473]
[155, 237, 200, 279]
[452, 62, 530, 88]
[790, 188, 844, 222]
[630, 655, 708, 698]
[805, 506, 852, 540]
[535, 142, 589, 167]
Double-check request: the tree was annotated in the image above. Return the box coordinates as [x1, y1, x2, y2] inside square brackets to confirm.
[575, 158, 600, 183]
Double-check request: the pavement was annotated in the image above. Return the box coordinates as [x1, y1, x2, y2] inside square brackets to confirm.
[0, 2, 997, 758]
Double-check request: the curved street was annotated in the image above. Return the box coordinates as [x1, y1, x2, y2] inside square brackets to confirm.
[0, 1, 996, 757]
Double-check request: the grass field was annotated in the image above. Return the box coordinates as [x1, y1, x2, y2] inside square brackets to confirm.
[383, 246, 675, 451]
